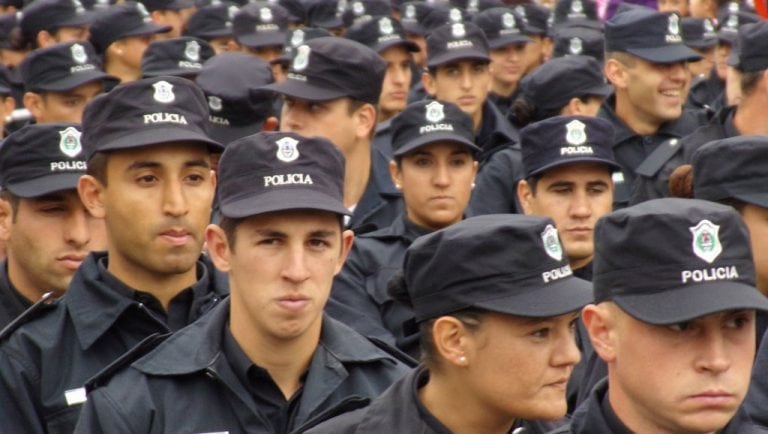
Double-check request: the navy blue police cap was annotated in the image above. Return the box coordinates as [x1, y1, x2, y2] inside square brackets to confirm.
[277, 0, 306, 25]
[472, 7, 531, 49]
[89, 2, 171, 54]
[395, 214, 593, 322]
[551, 0, 602, 31]
[513, 3, 549, 36]
[716, 9, 760, 44]
[605, 7, 701, 63]
[0, 12, 18, 50]
[518, 56, 612, 113]
[233, 3, 289, 48]
[20, 41, 117, 92]
[726, 21, 768, 72]
[81, 76, 223, 160]
[426, 21, 490, 68]
[422, 4, 466, 34]
[341, 0, 391, 28]
[391, 100, 479, 157]
[140, 0, 194, 11]
[552, 27, 605, 62]
[681, 17, 717, 49]
[185, 3, 238, 40]
[20, 0, 93, 43]
[272, 27, 332, 66]
[593, 198, 768, 324]
[196, 52, 275, 146]
[0, 123, 87, 198]
[306, 0, 345, 30]
[399, 1, 432, 35]
[345, 16, 420, 54]
[692, 136, 768, 208]
[217, 131, 349, 218]
[261, 36, 385, 105]
[141, 37, 215, 77]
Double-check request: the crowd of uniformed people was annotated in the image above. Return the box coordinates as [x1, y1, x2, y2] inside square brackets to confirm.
[0, 0, 767, 432]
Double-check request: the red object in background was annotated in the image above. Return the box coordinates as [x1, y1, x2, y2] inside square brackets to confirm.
[757, 0, 768, 18]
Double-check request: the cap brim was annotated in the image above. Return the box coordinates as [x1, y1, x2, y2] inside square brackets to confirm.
[394, 132, 480, 157]
[5, 173, 83, 198]
[717, 31, 737, 44]
[580, 83, 614, 97]
[613, 281, 768, 325]
[686, 39, 718, 49]
[375, 38, 420, 54]
[57, 12, 94, 28]
[121, 22, 173, 38]
[220, 188, 351, 218]
[35, 71, 119, 92]
[260, 78, 346, 102]
[528, 157, 622, 177]
[427, 50, 490, 68]
[488, 34, 531, 49]
[92, 126, 223, 157]
[236, 32, 286, 48]
[143, 68, 201, 78]
[192, 28, 234, 39]
[160, 0, 195, 10]
[625, 44, 702, 63]
[208, 122, 264, 147]
[733, 192, 768, 209]
[401, 22, 425, 35]
[473, 275, 593, 318]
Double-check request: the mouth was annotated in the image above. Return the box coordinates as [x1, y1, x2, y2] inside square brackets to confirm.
[159, 228, 192, 247]
[565, 226, 592, 237]
[276, 294, 310, 312]
[457, 96, 476, 106]
[687, 391, 737, 408]
[545, 378, 569, 390]
[660, 89, 682, 100]
[58, 253, 87, 271]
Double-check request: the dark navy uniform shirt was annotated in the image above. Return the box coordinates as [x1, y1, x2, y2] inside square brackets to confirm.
[0, 259, 32, 329]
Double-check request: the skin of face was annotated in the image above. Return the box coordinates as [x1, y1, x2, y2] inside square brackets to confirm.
[151, 8, 195, 39]
[518, 163, 613, 270]
[583, 303, 756, 434]
[0, 190, 106, 299]
[24, 81, 105, 124]
[389, 141, 478, 231]
[207, 210, 353, 343]
[378, 45, 413, 121]
[657, 0, 690, 16]
[422, 60, 490, 130]
[688, 46, 715, 78]
[714, 42, 731, 81]
[279, 96, 362, 154]
[488, 42, 528, 94]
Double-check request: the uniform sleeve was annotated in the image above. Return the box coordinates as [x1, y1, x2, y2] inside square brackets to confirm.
[739, 331, 768, 429]
[325, 245, 398, 346]
[469, 148, 524, 216]
[74, 387, 145, 434]
[0, 346, 48, 434]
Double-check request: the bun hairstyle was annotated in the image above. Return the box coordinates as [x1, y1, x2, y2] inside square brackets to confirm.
[387, 270, 414, 309]
[668, 164, 694, 198]
[511, 96, 561, 129]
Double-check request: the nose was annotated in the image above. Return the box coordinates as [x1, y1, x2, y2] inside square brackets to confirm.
[64, 207, 92, 248]
[552, 322, 582, 368]
[433, 160, 451, 188]
[695, 327, 732, 375]
[281, 243, 311, 284]
[569, 190, 592, 220]
[162, 178, 190, 217]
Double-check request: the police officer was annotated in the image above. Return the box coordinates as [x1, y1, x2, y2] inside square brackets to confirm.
[471, 56, 611, 215]
[185, 3, 238, 54]
[556, 198, 768, 433]
[20, 41, 115, 124]
[141, 0, 196, 39]
[307, 214, 592, 434]
[232, 2, 289, 65]
[681, 17, 718, 81]
[0, 76, 228, 433]
[20, 0, 92, 49]
[141, 36, 215, 79]
[262, 36, 402, 232]
[599, 6, 702, 207]
[0, 124, 106, 328]
[75, 131, 412, 434]
[326, 100, 478, 358]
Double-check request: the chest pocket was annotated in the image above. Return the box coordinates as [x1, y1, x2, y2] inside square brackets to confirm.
[45, 403, 83, 434]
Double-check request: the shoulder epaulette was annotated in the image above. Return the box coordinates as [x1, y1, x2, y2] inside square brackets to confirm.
[0, 290, 61, 342]
[366, 336, 418, 368]
[84, 332, 170, 392]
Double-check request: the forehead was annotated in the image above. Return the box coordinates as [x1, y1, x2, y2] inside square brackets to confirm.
[538, 162, 613, 183]
[402, 141, 473, 157]
[434, 59, 489, 72]
[106, 142, 211, 168]
[238, 209, 342, 233]
[380, 45, 412, 61]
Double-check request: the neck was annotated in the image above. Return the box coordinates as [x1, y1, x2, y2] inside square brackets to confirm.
[378, 107, 398, 123]
[607, 375, 686, 434]
[107, 253, 197, 310]
[614, 94, 663, 136]
[733, 97, 768, 136]
[570, 255, 592, 271]
[490, 79, 518, 98]
[343, 139, 372, 208]
[230, 301, 321, 399]
[419, 370, 515, 434]
[6, 256, 46, 302]
[105, 58, 141, 84]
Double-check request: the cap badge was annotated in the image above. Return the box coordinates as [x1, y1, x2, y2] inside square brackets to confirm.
[405, 4, 415, 19]
[451, 23, 466, 38]
[293, 45, 310, 71]
[276, 136, 300, 162]
[228, 5, 239, 20]
[425, 101, 445, 123]
[468, 0, 479, 12]
[72, 0, 85, 13]
[703, 18, 714, 33]
[291, 29, 305, 46]
[565, 120, 587, 145]
[337, 0, 348, 14]
[515, 5, 527, 20]
[726, 14, 738, 30]
[137, 2, 151, 20]
[152, 80, 175, 104]
[569, 37, 583, 54]
[70, 43, 87, 64]
[379, 17, 394, 35]
[571, 0, 583, 14]
[59, 127, 82, 158]
[208, 95, 223, 112]
[728, 1, 739, 12]
[185, 40, 200, 61]
[541, 224, 563, 261]
[449, 8, 462, 22]
[690, 220, 722, 264]
[502, 13, 516, 29]
[353, 1, 365, 15]
[667, 13, 680, 36]
[260, 7, 273, 22]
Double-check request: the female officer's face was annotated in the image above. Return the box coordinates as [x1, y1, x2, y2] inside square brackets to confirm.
[390, 142, 477, 231]
[461, 311, 581, 422]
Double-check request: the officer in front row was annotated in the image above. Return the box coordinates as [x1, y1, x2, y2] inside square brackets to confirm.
[75, 132, 413, 433]
[0, 76, 229, 433]
[556, 198, 768, 433]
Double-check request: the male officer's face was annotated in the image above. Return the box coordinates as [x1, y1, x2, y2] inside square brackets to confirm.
[423, 60, 490, 130]
[81, 143, 215, 286]
[609, 55, 689, 131]
[657, 0, 689, 16]
[26, 81, 104, 124]
[390, 142, 477, 231]
[152, 8, 195, 39]
[489, 42, 528, 88]
[518, 163, 613, 270]
[0, 190, 106, 298]
[460, 311, 581, 422]
[589, 304, 754, 434]
[52, 26, 91, 44]
[208, 210, 353, 341]
[279, 96, 362, 155]
[378, 45, 413, 121]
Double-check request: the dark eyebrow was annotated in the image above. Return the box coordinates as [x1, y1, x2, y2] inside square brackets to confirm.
[309, 230, 336, 238]
[546, 180, 575, 190]
[29, 193, 67, 203]
[126, 159, 210, 172]
[254, 229, 287, 238]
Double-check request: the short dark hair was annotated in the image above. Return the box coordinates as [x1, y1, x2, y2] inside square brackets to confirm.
[740, 70, 765, 96]
[86, 151, 109, 186]
[419, 308, 488, 369]
[0, 190, 19, 221]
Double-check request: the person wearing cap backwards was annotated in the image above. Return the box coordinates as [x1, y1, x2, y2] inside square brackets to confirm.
[89, 2, 172, 84]
[0, 76, 228, 433]
[422, 21, 519, 167]
[0, 123, 106, 329]
[326, 100, 479, 358]
[599, 6, 703, 208]
[470, 56, 612, 215]
[19, 0, 92, 49]
[307, 214, 592, 434]
[141, 0, 196, 39]
[74, 131, 412, 434]
[19, 41, 116, 124]
[140, 36, 215, 79]
[553, 198, 768, 434]
[263, 37, 403, 232]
